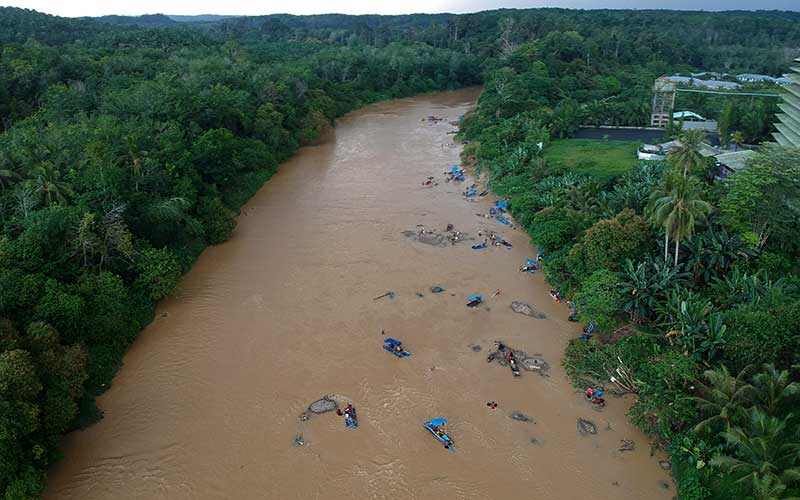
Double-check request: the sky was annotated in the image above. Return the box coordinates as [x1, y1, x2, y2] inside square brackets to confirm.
[1, 0, 798, 17]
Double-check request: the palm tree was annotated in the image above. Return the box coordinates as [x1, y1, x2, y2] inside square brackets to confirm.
[750, 474, 800, 500]
[648, 174, 675, 263]
[669, 129, 707, 177]
[33, 162, 74, 206]
[688, 364, 756, 434]
[710, 408, 800, 492]
[752, 364, 800, 417]
[650, 174, 712, 265]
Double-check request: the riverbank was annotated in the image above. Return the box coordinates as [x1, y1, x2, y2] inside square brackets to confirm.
[47, 89, 671, 500]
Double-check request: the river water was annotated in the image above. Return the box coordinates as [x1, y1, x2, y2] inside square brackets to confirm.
[47, 88, 672, 500]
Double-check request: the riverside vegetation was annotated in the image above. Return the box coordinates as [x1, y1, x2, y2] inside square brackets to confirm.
[1, 6, 799, 499]
[458, 50, 800, 500]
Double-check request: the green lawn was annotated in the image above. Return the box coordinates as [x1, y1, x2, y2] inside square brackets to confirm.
[543, 139, 639, 178]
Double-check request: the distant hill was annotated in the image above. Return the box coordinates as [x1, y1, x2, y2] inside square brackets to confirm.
[93, 13, 178, 26]
[168, 14, 239, 23]
[92, 13, 238, 26]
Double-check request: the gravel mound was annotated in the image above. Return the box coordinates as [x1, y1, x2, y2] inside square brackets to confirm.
[511, 411, 532, 422]
[510, 301, 546, 319]
[520, 355, 550, 374]
[308, 397, 338, 414]
[577, 418, 597, 435]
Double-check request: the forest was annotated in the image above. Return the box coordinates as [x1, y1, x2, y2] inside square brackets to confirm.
[0, 5, 799, 499]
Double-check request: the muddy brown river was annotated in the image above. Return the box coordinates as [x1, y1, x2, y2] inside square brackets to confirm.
[47, 89, 672, 500]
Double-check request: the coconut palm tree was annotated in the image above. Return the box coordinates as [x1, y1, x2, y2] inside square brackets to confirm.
[669, 129, 707, 177]
[32, 162, 74, 206]
[648, 173, 676, 263]
[650, 173, 712, 266]
[752, 364, 800, 417]
[750, 474, 800, 500]
[688, 364, 756, 434]
[710, 408, 800, 491]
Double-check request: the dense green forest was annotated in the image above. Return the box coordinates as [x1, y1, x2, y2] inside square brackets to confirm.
[0, 6, 799, 499]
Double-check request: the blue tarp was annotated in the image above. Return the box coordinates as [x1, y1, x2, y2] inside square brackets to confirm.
[429, 418, 447, 427]
[451, 166, 461, 174]
[472, 242, 487, 250]
[384, 338, 401, 346]
[496, 215, 511, 225]
[465, 189, 477, 197]
[495, 201, 508, 209]
[468, 294, 483, 302]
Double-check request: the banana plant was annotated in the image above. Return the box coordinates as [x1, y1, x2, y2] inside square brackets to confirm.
[618, 258, 689, 323]
[710, 268, 785, 310]
[680, 312, 727, 365]
[685, 227, 756, 284]
[659, 291, 726, 364]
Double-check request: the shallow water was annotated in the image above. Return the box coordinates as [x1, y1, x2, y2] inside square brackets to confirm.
[47, 88, 672, 500]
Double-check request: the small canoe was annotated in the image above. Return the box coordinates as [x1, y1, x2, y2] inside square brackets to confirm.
[423, 418, 455, 451]
[466, 294, 483, 307]
[383, 338, 411, 358]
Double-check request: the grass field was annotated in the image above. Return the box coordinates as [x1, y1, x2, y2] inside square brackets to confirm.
[543, 139, 639, 178]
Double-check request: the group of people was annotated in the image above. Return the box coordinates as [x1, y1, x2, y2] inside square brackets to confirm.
[421, 176, 438, 187]
[585, 388, 605, 407]
[444, 168, 465, 182]
[475, 229, 511, 249]
[336, 403, 358, 428]
[447, 227, 464, 245]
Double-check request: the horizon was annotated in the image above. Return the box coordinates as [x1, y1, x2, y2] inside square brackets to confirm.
[2, 0, 799, 18]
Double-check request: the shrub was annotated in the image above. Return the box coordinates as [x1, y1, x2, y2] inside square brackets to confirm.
[529, 207, 577, 251]
[567, 208, 653, 280]
[134, 247, 181, 301]
[722, 298, 800, 372]
[628, 349, 698, 438]
[196, 196, 236, 245]
[573, 269, 624, 330]
[669, 435, 713, 500]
